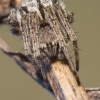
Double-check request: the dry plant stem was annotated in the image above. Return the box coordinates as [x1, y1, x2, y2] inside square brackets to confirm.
[48, 60, 89, 100]
[86, 88, 100, 100]
[0, 36, 100, 100]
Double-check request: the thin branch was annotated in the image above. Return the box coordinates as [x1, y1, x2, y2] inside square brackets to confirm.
[86, 88, 100, 100]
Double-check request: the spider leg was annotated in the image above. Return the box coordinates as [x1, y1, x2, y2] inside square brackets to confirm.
[54, 4, 79, 71]
[9, 8, 38, 69]
[28, 12, 40, 57]
[54, 4, 77, 41]
[9, 8, 32, 60]
[73, 40, 79, 71]
[16, 10, 31, 56]
[8, 9, 22, 37]
[24, 0, 51, 85]
[25, 0, 41, 58]
[26, 0, 47, 74]
[17, 9, 39, 68]
[67, 11, 74, 24]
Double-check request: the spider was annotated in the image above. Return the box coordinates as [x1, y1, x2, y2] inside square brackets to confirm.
[8, 0, 79, 85]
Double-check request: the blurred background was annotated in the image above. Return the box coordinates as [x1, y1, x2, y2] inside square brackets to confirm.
[0, 0, 100, 100]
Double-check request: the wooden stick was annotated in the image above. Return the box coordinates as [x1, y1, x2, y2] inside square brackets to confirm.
[45, 60, 89, 100]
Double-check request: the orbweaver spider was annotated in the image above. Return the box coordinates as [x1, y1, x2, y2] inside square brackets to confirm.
[8, 0, 79, 86]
